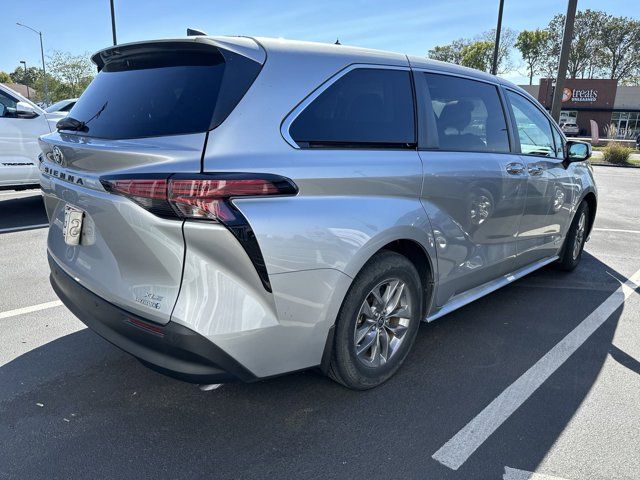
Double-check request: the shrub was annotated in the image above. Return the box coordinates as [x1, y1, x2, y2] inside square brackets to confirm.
[602, 142, 633, 165]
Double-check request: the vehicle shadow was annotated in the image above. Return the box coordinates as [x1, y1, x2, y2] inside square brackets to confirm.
[0, 251, 634, 479]
[0, 193, 48, 233]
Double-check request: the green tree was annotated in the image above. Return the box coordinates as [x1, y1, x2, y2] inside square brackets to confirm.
[48, 51, 95, 98]
[428, 28, 516, 74]
[515, 29, 550, 84]
[598, 15, 640, 81]
[545, 10, 607, 79]
[460, 41, 494, 72]
[0, 71, 11, 83]
[480, 28, 517, 74]
[9, 65, 41, 87]
[428, 39, 469, 65]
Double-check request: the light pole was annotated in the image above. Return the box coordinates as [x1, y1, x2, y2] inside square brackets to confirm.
[491, 0, 505, 76]
[16, 22, 49, 105]
[110, 0, 118, 45]
[550, 0, 578, 123]
[19, 60, 30, 100]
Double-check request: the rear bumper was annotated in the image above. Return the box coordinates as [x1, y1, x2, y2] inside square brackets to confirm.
[49, 253, 257, 384]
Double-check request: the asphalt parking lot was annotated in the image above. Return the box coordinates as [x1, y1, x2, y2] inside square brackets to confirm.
[1, 166, 639, 480]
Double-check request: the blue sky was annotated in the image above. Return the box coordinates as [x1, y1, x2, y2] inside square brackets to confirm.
[2, 0, 636, 85]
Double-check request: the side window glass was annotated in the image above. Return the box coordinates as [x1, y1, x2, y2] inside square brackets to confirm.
[552, 127, 565, 159]
[0, 91, 17, 118]
[290, 68, 415, 148]
[423, 73, 510, 153]
[506, 91, 555, 157]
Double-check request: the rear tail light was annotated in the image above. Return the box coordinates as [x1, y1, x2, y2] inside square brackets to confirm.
[101, 173, 298, 293]
[101, 174, 297, 223]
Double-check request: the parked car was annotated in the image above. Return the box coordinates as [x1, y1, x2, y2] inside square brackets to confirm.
[560, 121, 580, 136]
[0, 84, 64, 190]
[40, 37, 597, 390]
[45, 98, 78, 114]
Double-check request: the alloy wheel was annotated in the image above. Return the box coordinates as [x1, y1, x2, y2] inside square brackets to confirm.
[353, 278, 412, 368]
[572, 211, 586, 260]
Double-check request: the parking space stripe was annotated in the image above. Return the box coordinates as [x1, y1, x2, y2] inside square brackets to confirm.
[593, 228, 640, 235]
[0, 191, 38, 197]
[0, 223, 49, 234]
[503, 467, 572, 480]
[0, 300, 63, 320]
[432, 268, 640, 471]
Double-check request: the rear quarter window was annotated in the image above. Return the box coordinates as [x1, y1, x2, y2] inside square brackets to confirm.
[289, 68, 416, 148]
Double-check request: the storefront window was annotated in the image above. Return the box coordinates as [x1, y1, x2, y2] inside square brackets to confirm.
[610, 112, 640, 139]
[559, 110, 578, 124]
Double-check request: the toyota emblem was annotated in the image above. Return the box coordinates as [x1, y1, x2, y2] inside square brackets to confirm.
[52, 146, 64, 166]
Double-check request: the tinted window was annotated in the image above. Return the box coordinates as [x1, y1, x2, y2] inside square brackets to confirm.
[423, 73, 510, 153]
[45, 100, 69, 113]
[506, 91, 554, 157]
[64, 45, 262, 140]
[45, 100, 76, 113]
[290, 68, 415, 147]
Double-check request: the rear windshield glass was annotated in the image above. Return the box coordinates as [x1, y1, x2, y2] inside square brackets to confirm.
[67, 49, 225, 139]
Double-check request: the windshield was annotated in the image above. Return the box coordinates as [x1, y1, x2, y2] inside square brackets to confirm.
[46, 100, 75, 113]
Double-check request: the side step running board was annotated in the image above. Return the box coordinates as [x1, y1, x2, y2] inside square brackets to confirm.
[426, 256, 559, 322]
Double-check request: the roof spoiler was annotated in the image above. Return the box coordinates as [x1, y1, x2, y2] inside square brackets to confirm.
[90, 37, 266, 71]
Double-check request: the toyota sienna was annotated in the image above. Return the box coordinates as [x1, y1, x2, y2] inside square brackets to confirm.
[39, 36, 597, 390]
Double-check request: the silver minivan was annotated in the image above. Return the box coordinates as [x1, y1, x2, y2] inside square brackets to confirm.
[39, 36, 597, 390]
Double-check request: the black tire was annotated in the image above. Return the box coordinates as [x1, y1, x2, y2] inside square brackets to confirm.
[556, 200, 590, 271]
[327, 250, 423, 390]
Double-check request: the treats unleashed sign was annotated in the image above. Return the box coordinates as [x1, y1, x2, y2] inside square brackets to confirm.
[539, 79, 617, 109]
[562, 87, 599, 103]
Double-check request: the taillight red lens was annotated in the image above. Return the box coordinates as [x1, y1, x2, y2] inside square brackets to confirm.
[102, 175, 297, 223]
[168, 179, 280, 222]
[108, 179, 168, 200]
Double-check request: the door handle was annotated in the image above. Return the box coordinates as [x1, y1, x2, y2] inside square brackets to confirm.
[506, 162, 525, 175]
[528, 165, 544, 176]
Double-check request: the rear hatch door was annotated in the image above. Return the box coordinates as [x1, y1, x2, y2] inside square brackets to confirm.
[40, 38, 265, 324]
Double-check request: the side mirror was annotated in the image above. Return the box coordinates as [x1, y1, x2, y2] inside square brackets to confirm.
[565, 140, 591, 163]
[16, 101, 39, 119]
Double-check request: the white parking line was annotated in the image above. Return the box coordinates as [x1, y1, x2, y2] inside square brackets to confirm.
[432, 268, 640, 471]
[503, 467, 572, 480]
[0, 300, 63, 320]
[0, 191, 38, 197]
[593, 228, 640, 235]
[0, 223, 49, 234]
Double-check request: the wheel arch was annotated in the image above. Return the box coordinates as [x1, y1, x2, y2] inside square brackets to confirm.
[319, 235, 436, 375]
[380, 239, 435, 319]
[581, 191, 597, 237]
[343, 229, 437, 320]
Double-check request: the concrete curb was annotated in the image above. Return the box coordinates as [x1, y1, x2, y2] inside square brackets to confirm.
[590, 162, 640, 169]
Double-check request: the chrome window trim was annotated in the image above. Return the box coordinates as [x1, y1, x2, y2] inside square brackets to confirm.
[411, 67, 503, 87]
[280, 63, 412, 149]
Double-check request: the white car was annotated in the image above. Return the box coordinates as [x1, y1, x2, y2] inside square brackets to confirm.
[560, 122, 580, 136]
[45, 98, 77, 114]
[0, 84, 63, 190]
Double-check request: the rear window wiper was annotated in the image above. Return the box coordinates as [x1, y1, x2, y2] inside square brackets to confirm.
[56, 101, 108, 133]
[56, 116, 87, 132]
